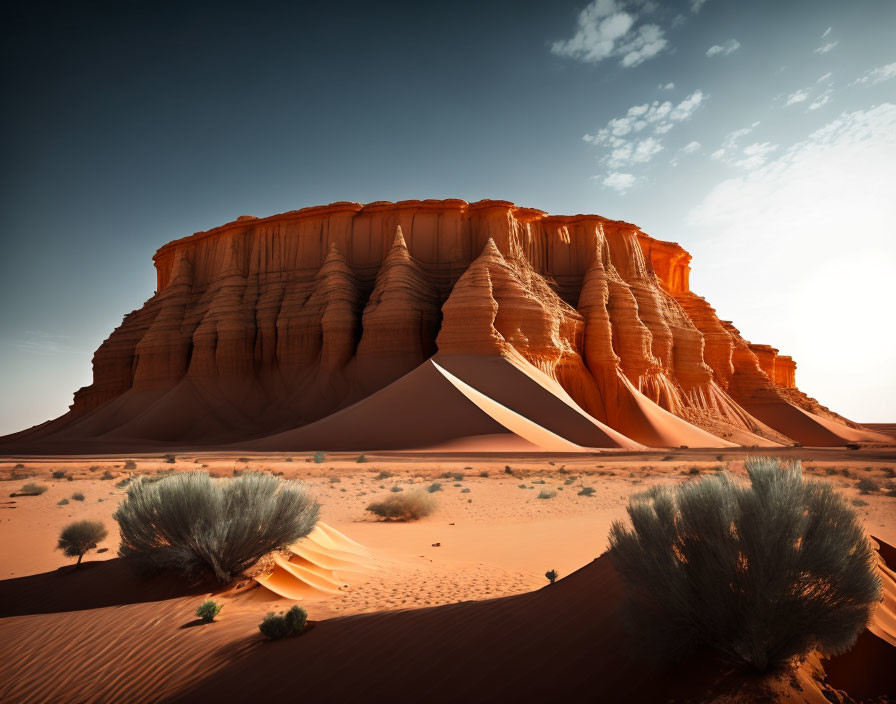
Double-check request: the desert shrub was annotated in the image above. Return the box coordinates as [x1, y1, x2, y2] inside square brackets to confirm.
[356, 455, 367, 463]
[259, 605, 307, 640]
[845, 443, 860, 450]
[504, 466, 512, 474]
[124, 460, 137, 470]
[461, 488, 470, 493]
[375, 471, 393, 480]
[451, 473, 464, 482]
[479, 470, 489, 477]
[426, 482, 442, 493]
[52, 470, 67, 479]
[114, 471, 319, 583]
[578, 487, 595, 497]
[533, 479, 546, 484]
[537, 489, 557, 500]
[609, 457, 881, 671]
[390, 485, 403, 492]
[14, 463, 24, 469]
[57, 498, 69, 505]
[329, 476, 341, 483]
[883, 467, 896, 478]
[313, 452, 325, 463]
[196, 599, 222, 623]
[101, 471, 115, 480]
[518, 484, 527, 489]
[856, 478, 879, 494]
[18, 482, 47, 496]
[163, 454, 176, 464]
[366, 490, 436, 521]
[71, 491, 85, 501]
[852, 498, 869, 507]
[545, 569, 558, 584]
[115, 478, 132, 489]
[285, 457, 293, 462]
[564, 477, 577, 485]
[57, 520, 107, 566]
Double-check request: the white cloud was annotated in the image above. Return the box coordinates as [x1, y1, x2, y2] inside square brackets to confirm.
[711, 123, 777, 169]
[602, 172, 637, 192]
[659, 81, 675, 90]
[852, 62, 896, 86]
[669, 89, 705, 120]
[706, 39, 740, 57]
[681, 140, 701, 154]
[820, 26, 832, 39]
[808, 90, 832, 111]
[551, 0, 667, 67]
[814, 40, 839, 54]
[632, 137, 664, 162]
[686, 104, 896, 421]
[785, 88, 810, 106]
[691, 0, 708, 13]
[817, 72, 833, 83]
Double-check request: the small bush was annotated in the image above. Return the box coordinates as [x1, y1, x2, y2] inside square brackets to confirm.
[124, 460, 137, 470]
[101, 471, 115, 480]
[578, 487, 595, 497]
[852, 498, 869, 507]
[545, 569, 558, 585]
[856, 478, 879, 494]
[114, 472, 319, 583]
[461, 488, 470, 493]
[537, 489, 557, 500]
[390, 485, 403, 492]
[504, 466, 512, 474]
[71, 492, 85, 501]
[479, 471, 489, 478]
[57, 498, 69, 505]
[115, 478, 132, 489]
[52, 470, 67, 479]
[375, 471, 393, 480]
[329, 476, 341, 483]
[313, 452, 326, 464]
[451, 473, 464, 482]
[366, 491, 436, 521]
[609, 457, 881, 671]
[238, 458, 249, 464]
[518, 484, 527, 489]
[163, 454, 176, 464]
[196, 600, 222, 623]
[259, 605, 307, 640]
[285, 457, 293, 463]
[426, 482, 442, 493]
[356, 455, 367, 463]
[18, 482, 47, 496]
[58, 520, 107, 566]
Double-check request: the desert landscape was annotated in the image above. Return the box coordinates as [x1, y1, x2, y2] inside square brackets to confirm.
[3, 1, 895, 702]
[1, 197, 894, 702]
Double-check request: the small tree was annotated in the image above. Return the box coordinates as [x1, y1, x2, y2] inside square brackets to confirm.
[196, 600, 222, 623]
[609, 457, 881, 671]
[58, 520, 108, 567]
[545, 569, 559, 585]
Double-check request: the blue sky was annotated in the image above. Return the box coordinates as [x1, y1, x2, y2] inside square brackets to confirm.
[1, 0, 894, 434]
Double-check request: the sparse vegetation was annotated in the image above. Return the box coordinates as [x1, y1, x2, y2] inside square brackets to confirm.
[609, 457, 881, 671]
[196, 600, 222, 623]
[366, 490, 436, 521]
[856, 477, 880, 494]
[356, 455, 367, 463]
[545, 569, 558, 585]
[57, 520, 108, 567]
[537, 489, 557, 500]
[577, 487, 595, 497]
[426, 482, 442, 493]
[259, 605, 307, 640]
[313, 452, 326, 463]
[72, 492, 85, 501]
[18, 482, 47, 496]
[451, 473, 464, 482]
[479, 471, 489, 477]
[52, 470, 67, 479]
[163, 454, 176, 464]
[375, 471, 393, 480]
[101, 471, 115, 481]
[390, 485, 403, 492]
[57, 498, 69, 505]
[461, 488, 470, 493]
[124, 460, 137, 470]
[114, 471, 319, 583]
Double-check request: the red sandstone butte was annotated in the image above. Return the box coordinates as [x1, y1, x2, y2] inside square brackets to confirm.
[3, 199, 890, 452]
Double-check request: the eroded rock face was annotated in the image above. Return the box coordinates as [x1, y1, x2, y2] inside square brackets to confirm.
[6, 198, 889, 450]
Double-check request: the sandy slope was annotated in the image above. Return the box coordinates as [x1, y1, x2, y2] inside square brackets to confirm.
[1, 450, 894, 702]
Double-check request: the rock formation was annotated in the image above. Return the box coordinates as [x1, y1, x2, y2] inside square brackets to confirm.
[4, 199, 890, 451]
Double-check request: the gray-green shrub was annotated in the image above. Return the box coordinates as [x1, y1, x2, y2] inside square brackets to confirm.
[18, 482, 47, 496]
[259, 605, 307, 640]
[609, 457, 881, 671]
[366, 491, 436, 521]
[114, 471, 319, 583]
[58, 520, 108, 566]
[196, 599, 222, 623]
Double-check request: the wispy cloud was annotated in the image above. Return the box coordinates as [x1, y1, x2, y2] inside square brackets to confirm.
[602, 172, 637, 193]
[551, 0, 668, 67]
[711, 123, 778, 169]
[851, 62, 896, 86]
[659, 81, 675, 90]
[706, 39, 740, 57]
[814, 40, 839, 54]
[585, 89, 706, 191]
[808, 90, 832, 111]
[691, 0, 708, 13]
[785, 89, 810, 106]
[817, 72, 833, 83]
[820, 26, 832, 39]
[15, 331, 74, 355]
[670, 140, 702, 166]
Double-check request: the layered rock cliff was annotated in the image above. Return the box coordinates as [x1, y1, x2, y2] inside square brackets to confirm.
[5, 199, 889, 451]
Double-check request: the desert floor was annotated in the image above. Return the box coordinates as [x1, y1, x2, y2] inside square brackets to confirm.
[1, 447, 894, 703]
